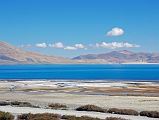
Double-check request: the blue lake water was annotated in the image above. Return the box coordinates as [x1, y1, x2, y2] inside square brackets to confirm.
[0, 64, 159, 80]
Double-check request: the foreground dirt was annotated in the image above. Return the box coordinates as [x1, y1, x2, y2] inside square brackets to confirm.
[0, 80, 159, 111]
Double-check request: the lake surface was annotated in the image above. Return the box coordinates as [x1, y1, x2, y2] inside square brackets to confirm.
[0, 64, 159, 80]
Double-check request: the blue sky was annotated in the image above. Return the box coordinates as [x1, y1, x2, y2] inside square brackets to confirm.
[0, 0, 159, 57]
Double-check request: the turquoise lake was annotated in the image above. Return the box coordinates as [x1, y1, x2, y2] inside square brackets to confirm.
[0, 64, 159, 80]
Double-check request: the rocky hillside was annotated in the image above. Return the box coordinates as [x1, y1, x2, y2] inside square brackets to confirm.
[0, 41, 73, 64]
[73, 50, 159, 63]
[1, 41, 159, 64]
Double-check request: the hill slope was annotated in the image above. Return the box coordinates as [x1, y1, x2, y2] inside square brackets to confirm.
[0, 41, 73, 64]
[1, 41, 159, 64]
[73, 50, 159, 63]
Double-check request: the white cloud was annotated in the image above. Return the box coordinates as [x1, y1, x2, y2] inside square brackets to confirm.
[107, 27, 124, 36]
[96, 42, 140, 49]
[26, 41, 140, 50]
[49, 42, 64, 48]
[35, 43, 47, 48]
[64, 46, 77, 50]
[74, 44, 85, 49]
[64, 43, 86, 50]
[34, 42, 86, 50]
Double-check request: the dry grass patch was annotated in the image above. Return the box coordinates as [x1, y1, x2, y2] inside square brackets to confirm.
[17, 113, 128, 120]
[48, 103, 67, 109]
[140, 111, 159, 118]
[76, 105, 107, 113]
[61, 115, 101, 120]
[0, 101, 39, 108]
[18, 113, 61, 120]
[11, 101, 33, 107]
[76, 85, 159, 96]
[105, 117, 128, 120]
[11, 101, 39, 108]
[62, 116, 128, 120]
[108, 108, 139, 116]
[0, 111, 14, 120]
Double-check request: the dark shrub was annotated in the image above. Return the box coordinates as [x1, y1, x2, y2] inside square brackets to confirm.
[17, 114, 128, 120]
[61, 115, 101, 120]
[105, 117, 128, 120]
[61, 115, 127, 120]
[0, 101, 10, 106]
[140, 111, 159, 118]
[0, 111, 14, 120]
[18, 113, 61, 120]
[61, 115, 77, 120]
[107, 108, 139, 116]
[76, 105, 106, 113]
[17, 102, 32, 107]
[11, 101, 21, 106]
[0, 101, 37, 107]
[80, 116, 101, 120]
[48, 103, 67, 109]
[17, 113, 31, 120]
[11, 101, 39, 108]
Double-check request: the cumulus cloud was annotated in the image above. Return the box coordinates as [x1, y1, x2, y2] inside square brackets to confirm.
[64, 46, 77, 50]
[74, 44, 85, 49]
[107, 27, 124, 36]
[29, 41, 140, 50]
[35, 43, 47, 48]
[34, 42, 87, 50]
[64, 43, 86, 50]
[96, 42, 140, 49]
[49, 42, 64, 48]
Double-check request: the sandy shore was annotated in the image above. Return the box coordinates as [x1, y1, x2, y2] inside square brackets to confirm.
[0, 80, 159, 119]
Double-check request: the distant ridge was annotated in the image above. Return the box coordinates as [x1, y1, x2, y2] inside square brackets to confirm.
[0, 41, 73, 64]
[0, 41, 159, 64]
[73, 50, 159, 63]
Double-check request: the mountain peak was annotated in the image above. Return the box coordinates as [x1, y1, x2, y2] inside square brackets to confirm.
[0, 41, 73, 64]
[118, 50, 134, 55]
[0, 41, 15, 47]
[73, 50, 159, 63]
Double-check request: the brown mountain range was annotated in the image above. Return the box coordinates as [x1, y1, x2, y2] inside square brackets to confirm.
[0, 41, 159, 64]
[73, 50, 159, 63]
[0, 41, 73, 64]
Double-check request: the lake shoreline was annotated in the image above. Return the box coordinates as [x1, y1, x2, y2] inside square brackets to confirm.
[0, 80, 159, 97]
[0, 80, 159, 120]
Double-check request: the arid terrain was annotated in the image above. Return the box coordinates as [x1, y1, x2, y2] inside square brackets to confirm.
[0, 80, 159, 120]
